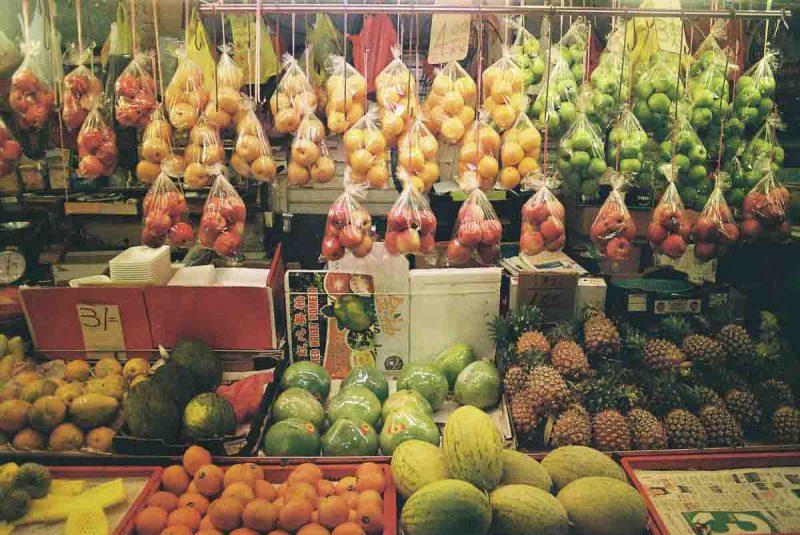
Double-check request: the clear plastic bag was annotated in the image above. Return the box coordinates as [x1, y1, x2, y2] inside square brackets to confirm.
[10, 42, 55, 130]
[385, 170, 437, 256]
[588, 27, 629, 128]
[520, 174, 566, 255]
[77, 104, 118, 180]
[114, 51, 157, 129]
[272, 53, 316, 134]
[530, 56, 577, 137]
[232, 101, 277, 183]
[184, 115, 224, 189]
[288, 111, 335, 187]
[741, 168, 790, 242]
[648, 165, 689, 259]
[509, 17, 544, 91]
[447, 188, 502, 266]
[482, 51, 528, 132]
[137, 107, 177, 184]
[397, 115, 439, 193]
[688, 21, 733, 133]
[555, 18, 589, 84]
[632, 50, 683, 141]
[657, 108, 710, 212]
[375, 49, 417, 147]
[165, 47, 208, 130]
[742, 116, 783, 176]
[734, 49, 776, 129]
[421, 61, 477, 144]
[198, 169, 247, 259]
[558, 91, 607, 199]
[320, 185, 374, 261]
[691, 173, 738, 262]
[457, 111, 501, 191]
[0, 118, 22, 177]
[215, 43, 244, 119]
[141, 172, 192, 248]
[589, 173, 637, 260]
[325, 55, 367, 134]
[62, 46, 103, 131]
[606, 105, 648, 181]
[343, 107, 390, 189]
[499, 111, 541, 190]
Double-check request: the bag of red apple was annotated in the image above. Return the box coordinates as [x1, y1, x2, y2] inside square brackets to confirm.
[648, 165, 689, 259]
[232, 100, 278, 184]
[165, 47, 208, 131]
[325, 55, 367, 134]
[0, 117, 22, 178]
[184, 115, 224, 189]
[520, 174, 566, 255]
[114, 51, 157, 130]
[457, 110, 501, 192]
[76, 103, 118, 180]
[397, 114, 439, 193]
[137, 107, 181, 185]
[691, 173, 739, 262]
[375, 47, 417, 147]
[62, 45, 103, 131]
[9, 41, 55, 131]
[288, 109, 335, 187]
[589, 172, 637, 260]
[342, 107, 391, 189]
[199, 168, 247, 260]
[141, 172, 193, 249]
[320, 183, 374, 262]
[447, 188, 502, 267]
[205, 43, 244, 129]
[741, 168, 790, 242]
[482, 50, 528, 132]
[272, 53, 316, 135]
[385, 169, 438, 257]
[422, 60, 477, 144]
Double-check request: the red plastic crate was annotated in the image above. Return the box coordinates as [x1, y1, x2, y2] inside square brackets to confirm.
[621, 452, 800, 535]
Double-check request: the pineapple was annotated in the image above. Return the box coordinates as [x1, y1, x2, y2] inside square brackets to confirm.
[490, 305, 543, 367]
[546, 321, 578, 347]
[724, 388, 762, 434]
[528, 365, 572, 416]
[620, 323, 648, 368]
[682, 335, 724, 366]
[643, 339, 685, 371]
[551, 404, 591, 447]
[698, 404, 744, 447]
[502, 365, 528, 400]
[582, 310, 621, 360]
[575, 363, 640, 415]
[516, 331, 551, 357]
[510, 389, 540, 437]
[695, 386, 724, 408]
[659, 315, 693, 345]
[592, 410, 631, 451]
[640, 372, 700, 418]
[550, 341, 590, 380]
[756, 379, 796, 415]
[627, 408, 667, 450]
[717, 324, 755, 362]
[664, 409, 707, 449]
[771, 406, 800, 444]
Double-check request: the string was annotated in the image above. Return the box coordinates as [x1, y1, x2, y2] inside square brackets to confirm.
[583, 19, 591, 83]
[22, 0, 30, 45]
[669, 17, 688, 181]
[291, 0, 296, 57]
[212, 2, 218, 111]
[76, 0, 83, 53]
[130, 0, 136, 52]
[614, 19, 629, 174]
[343, 0, 348, 117]
[476, 8, 483, 185]
[184, 0, 190, 43]
[255, 0, 262, 101]
[152, 0, 164, 101]
[542, 14, 553, 175]
[47, 0, 59, 107]
[718, 38, 738, 172]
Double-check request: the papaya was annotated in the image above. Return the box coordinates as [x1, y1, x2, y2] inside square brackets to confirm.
[30, 395, 67, 433]
[69, 394, 119, 429]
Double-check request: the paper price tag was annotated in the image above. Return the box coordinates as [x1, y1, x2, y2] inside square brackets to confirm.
[427, 0, 472, 64]
[76, 304, 125, 351]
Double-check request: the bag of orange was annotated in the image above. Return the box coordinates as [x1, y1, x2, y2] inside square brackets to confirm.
[375, 48, 417, 146]
[422, 61, 477, 144]
[397, 115, 439, 193]
[114, 51, 157, 129]
[205, 43, 244, 130]
[447, 187, 502, 266]
[137, 107, 184, 184]
[184, 115, 224, 189]
[10, 41, 54, 130]
[232, 100, 278, 183]
[165, 47, 209, 131]
[288, 110, 335, 186]
[482, 50, 528, 132]
[141, 172, 193, 248]
[272, 53, 317, 134]
[325, 55, 367, 134]
[62, 45, 103, 131]
[198, 169, 247, 260]
[499, 111, 541, 190]
[457, 111, 501, 191]
[77, 103, 118, 180]
[320, 184, 374, 261]
[343, 107, 391, 189]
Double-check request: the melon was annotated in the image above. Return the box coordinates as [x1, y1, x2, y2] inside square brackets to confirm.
[454, 360, 501, 409]
[500, 449, 552, 491]
[379, 409, 439, 454]
[272, 387, 325, 430]
[398, 364, 449, 410]
[279, 361, 331, 400]
[442, 406, 503, 490]
[321, 417, 378, 456]
[557, 476, 647, 535]
[326, 385, 382, 427]
[341, 366, 389, 403]
[541, 445, 626, 490]
[391, 440, 448, 499]
[489, 484, 569, 535]
[262, 418, 321, 456]
[400, 479, 492, 535]
[382, 389, 433, 420]
[434, 342, 475, 388]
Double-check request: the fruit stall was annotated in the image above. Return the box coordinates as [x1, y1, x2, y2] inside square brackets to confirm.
[0, 0, 798, 534]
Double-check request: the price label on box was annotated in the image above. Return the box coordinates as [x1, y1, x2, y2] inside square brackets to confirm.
[428, 0, 472, 64]
[76, 304, 126, 351]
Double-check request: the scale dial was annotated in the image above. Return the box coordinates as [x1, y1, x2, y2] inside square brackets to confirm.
[0, 250, 25, 284]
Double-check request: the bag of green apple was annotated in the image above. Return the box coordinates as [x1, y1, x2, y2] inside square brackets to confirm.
[530, 55, 578, 137]
[742, 115, 784, 176]
[555, 18, 590, 84]
[740, 167, 791, 242]
[198, 167, 247, 260]
[588, 26, 630, 128]
[320, 182, 374, 262]
[658, 108, 710, 212]
[691, 173, 739, 262]
[607, 105, 648, 181]
[734, 49, 777, 129]
[508, 17, 544, 89]
[498, 110, 542, 190]
[724, 156, 748, 210]
[589, 172, 637, 260]
[520, 174, 566, 255]
[482, 50, 529, 132]
[558, 88, 608, 200]
[447, 188, 502, 266]
[688, 26, 734, 133]
[456, 110, 502, 191]
[648, 165, 689, 259]
[632, 50, 683, 141]
[385, 169, 438, 257]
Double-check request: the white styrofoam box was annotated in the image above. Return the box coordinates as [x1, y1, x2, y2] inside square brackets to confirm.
[168, 265, 216, 286]
[577, 277, 607, 313]
[215, 268, 270, 287]
[409, 268, 502, 364]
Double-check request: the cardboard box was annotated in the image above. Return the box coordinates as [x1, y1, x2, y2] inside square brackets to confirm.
[606, 279, 731, 317]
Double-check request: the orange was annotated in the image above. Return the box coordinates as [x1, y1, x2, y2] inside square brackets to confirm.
[160, 526, 192, 535]
[441, 117, 466, 143]
[199, 515, 215, 530]
[272, 496, 287, 511]
[267, 530, 292, 535]
[343, 129, 364, 153]
[458, 106, 476, 127]
[500, 167, 522, 189]
[254, 480, 278, 501]
[363, 131, 386, 156]
[162, 466, 191, 496]
[419, 136, 438, 160]
[347, 510, 358, 524]
[177, 492, 209, 515]
[278, 499, 313, 532]
[135, 506, 168, 535]
[518, 156, 540, 177]
[208, 497, 244, 532]
[147, 491, 179, 512]
[335, 477, 357, 495]
[355, 501, 383, 534]
[355, 473, 386, 494]
[242, 499, 278, 532]
[223, 481, 256, 504]
[194, 464, 225, 498]
[182, 446, 212, 477]
[196, 529, 224, 535]
[186, 481, 199, 494]
[501, 141, 524, 167]
[230, 528, 260, 535]
[519, 127, 541, 152]
[317, 479, 335, 498]
[291, 464, 323, 484]
[478, 155, 499, 179]
[298, 524, 331, 535]
[287, 481, 318, 508]
[356, 491, 382, 509]
[459, 142, 479, 165]
[349, 149, 373, 174]
[226, 463, 264, 485]
[332, 522, 366, 535]
[167, 507, 201, 531]
[341, 491, 359, 510]
[381, 114, 404, 137]
[366, 165, 389, 188]
[456, 77, 477, 101]
[442, 91, 465, 116]
[317, 495, 349, 529]
[431, 75, 453, 95]
[276, 483, 289, 497]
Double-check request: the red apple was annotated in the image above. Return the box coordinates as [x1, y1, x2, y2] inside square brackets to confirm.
[387, 207, 413, 230]
[778, 220, 791, 237]
[1, 140, 22, 161]
[520, 231, 545, 255]
[719, 223, 739, 243]
[540, 217, 563, 243]
[324, 222, 339, 237]
[384, 231, 400, 255]
[329, 205, 350, 227]
[420, 234, 436, 254]
[523, 202, 550, 225]
[145, 210, 172, 237]
[694, 241, 718, 261]
[544, 234, 566, 252]
[622, 220, 637, 241]
[201, 212, 227, 232]
[647, 222, 668, 246]
[397, 228, 421, 254]
[447, 240, 472, 265]
[222, 200, 247, 223]
[590, 220, 608, 240]
[661, 234, 687, 258]
[693, 218, 718, 242]
[679, 222, 692, 241]
[351, 235, 373, 258]
[419, 211, 437, 235]
[550, 201, 565, 222]
[741, 218, 762, 240]
[141, 228, 164, 248]
[457, 221, 483, 247]
[321, 235, 344, 260]
[480, 219, 502, 245]
[230, 221, 245, 237]
[743, 191, 767, 215]
[198, 223, 221, 248]
[478, 243, 499, 264]
[339, 225, 364, 248]
[606, 237, 631, 260]
[214, 232, 242, 257]
[169, 222, 194, 246]
[459, 203, 483, 223]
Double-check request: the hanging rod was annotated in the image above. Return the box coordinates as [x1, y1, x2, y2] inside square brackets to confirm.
[198, 2, 789, 19]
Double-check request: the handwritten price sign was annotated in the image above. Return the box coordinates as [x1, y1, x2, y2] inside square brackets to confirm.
[428, 0, 472, 64]
[76, 304, 125, 351]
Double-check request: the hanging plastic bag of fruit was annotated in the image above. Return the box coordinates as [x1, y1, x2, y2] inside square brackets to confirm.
[421, 61, 477, 144]
[606, 105, 649, 186]
[288, 110, 335, 187]
[198, 168, 247, 260]
[114, 51, 158, 130]
[305, 14, 344, 108]
[165, 47, 209, 131]
[688, 21, 734, 134]
[141, 172, 193, 248]
[0, 29, 22, 78]
[343, 107, 391, 189]
[657, 107, 710, 212]
[137, 107, 182, 184]
[740, 167, 790, 242]
[62, 45, 104, 131]
[648, 164, 690, 259]
[509, 17, 544, 92]
[499, 111, 541, 190]
[9, 41, 54, 131]
[232, 100, 278, 183]
[0, 118, 23, 178]
[742, 114, 783, 176]
[632, 50, 683, 142]
[555, 18, 589, 84]
[385, 169, 438, 257]
[457, 110, 501, 192]
[588, 26, 629, 129]
[723, 156, 747, 210]
[734, 49, 776, 130]
[184, 115, 224, 189]
[375, 48, 417, 147]
[530, 56, 577, 138]
[691, 173, 738, 262]
[589, 172, 637, 260]
[320, 184, 375, 261]
[482, 51, 529, 132]
[558, 87, 608, 200]
[271, 54, 317, 135]
[205, 44, 244, 130]
[447, 188, 503, 266]
[396, 114, 439, 193]
[77, 103, 118, 180]
[325, 55, 367, 134]
[520, 173, 566, 255]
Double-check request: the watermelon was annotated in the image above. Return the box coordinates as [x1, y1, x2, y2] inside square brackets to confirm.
[280, 361, 331, 400]
[341, 366, 389, 403]
[454, 360, 501, 409]
[326, 385, 382, 427]
[398, 365, 449, 410]
[391, 440, 448, 499]
[382, 390, 433, 420]
[490, 484, 569, 535]
[400, 479, 492, 535]
[557, 477, 647, 535]
[442, 406, 503, 490]
[434, 343, 475, 388]
[272, 388, 325, 430]
[321, 418, 378, 456]
[379, 409, 439, 454]
[262, 418, 321, 456]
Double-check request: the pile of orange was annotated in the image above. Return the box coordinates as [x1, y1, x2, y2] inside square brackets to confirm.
[134, 446, 387, 535]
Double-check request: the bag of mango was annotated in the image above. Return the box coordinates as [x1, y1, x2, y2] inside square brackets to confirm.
[325, 55, 367, 134]
[375, 48, 418, 147]
[482, 51, 529, 132]
[232, 100, 278, 183]
[205, 43, 244, 130]
[137, 107, 184, 184]
[397, 114, 439, 193]
[165, 47, 209, 131]
[183, 115, 225, 189]
[343, 107, 391, 189]
[421, 61, 477, 144]
[272, 53, 317, 135]
[499, 110, 541, 190]
[288, 110, 336, 186]
[457, 110, 501, 192]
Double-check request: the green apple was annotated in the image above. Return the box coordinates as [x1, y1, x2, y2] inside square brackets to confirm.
[547, 112, 561, 132]
[620, 141, 641, 159]
[758, 97, 774, 116]
[620, 158, 642, 173]
[693, 88, 715, 108]
[608, 128, 622, 145]
[688, 144, 707, 163]
[557, 158, 572, 176]
[691, 108, 713, 129]
[652, 75, 673, 94]
[688, 164, 707, 183]
[571, 151, 591, 168]
[531, 57, 545, 78]
[633, 101, 653, 126]
[571, 131, 593, 151]
[675, 154, 690, 172]
[580, 179, 600, 198]
[635, 80, 654, 100]
[727, 188, 746, 207]
[682, 185, 698, 207]
[571, 63, 583, 83]
[693, 194, 709, 211]
[757, 77, 776, 96]
[523, 39, 539, 55]
[589, 158, 607, 176]
[559, 101, 577, 124]
[648, 93, 671, 114]
[676, 131, 695, 153]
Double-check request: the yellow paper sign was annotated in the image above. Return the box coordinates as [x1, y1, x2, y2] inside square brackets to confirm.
[76, 304, 125, 351]
[428, 0, 472, 64]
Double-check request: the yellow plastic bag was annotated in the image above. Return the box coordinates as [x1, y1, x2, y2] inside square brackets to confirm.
[228, 13, 278, 83]
[185, 7, 217, 95]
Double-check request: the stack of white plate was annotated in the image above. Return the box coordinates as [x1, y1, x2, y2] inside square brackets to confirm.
[109, 246, 172, 285]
